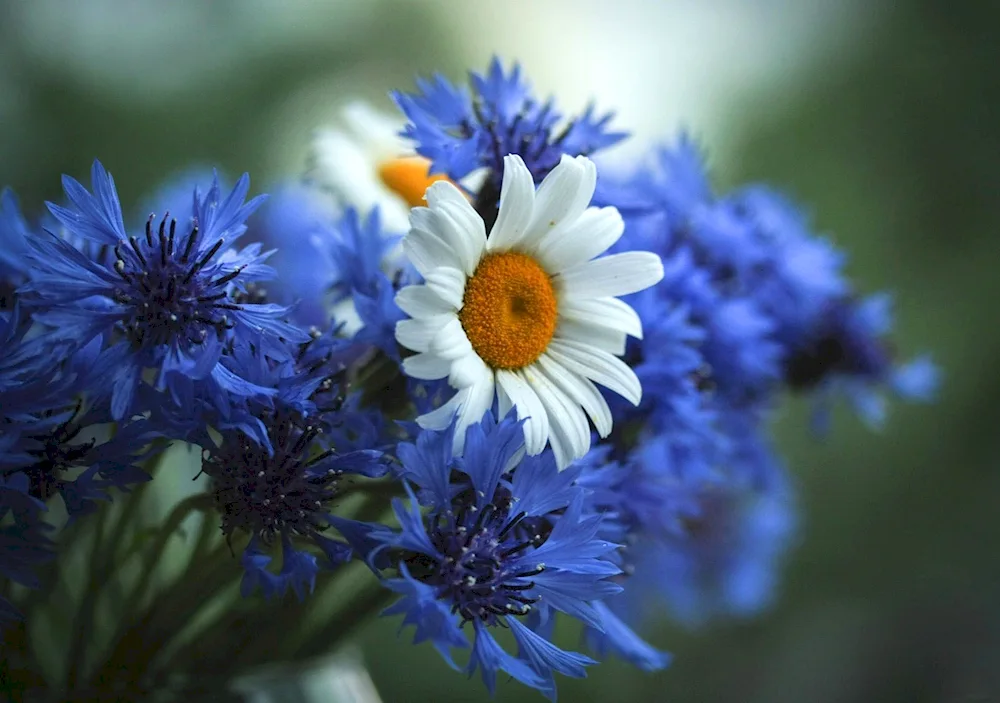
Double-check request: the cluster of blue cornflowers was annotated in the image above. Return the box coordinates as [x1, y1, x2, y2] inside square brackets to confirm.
[0, 58, 936, 699]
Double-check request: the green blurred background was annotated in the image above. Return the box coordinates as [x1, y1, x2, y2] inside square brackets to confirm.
[2, 1, 998, 700]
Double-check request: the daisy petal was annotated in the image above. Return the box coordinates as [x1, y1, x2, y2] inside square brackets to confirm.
[429, 317, 474, 360]
[535, 354, 613, 437]
[496, 378, 514, 419]
[433, 200, 486, 276]
[546, 339, 642, 405]
[426, 182, 487, 272]
[405, 216, 461, 275]
[417, 388, 468, 430]
[556, 319, 628, 356]
[449, 351, 491, 388]
[402, 352, 452, 380]
[453, 374, 496, 453]
[556, 252, 664, 299]
[525, 155, 596, 242]
[558, 297, 643, 339]
[535, 206, 624, 272]
[395, 284, 453, 318]
[522, 367, 590, 469]
[396, 314, 452, 353]
[424, 266, 467, 310]
[487, 155, 535, 251]
[496, 369, 550, 456]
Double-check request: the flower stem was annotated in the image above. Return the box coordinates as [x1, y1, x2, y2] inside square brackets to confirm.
[85, 493, 213, 688]
[294, 580, 396, 660]
[64, 500, 111, 688]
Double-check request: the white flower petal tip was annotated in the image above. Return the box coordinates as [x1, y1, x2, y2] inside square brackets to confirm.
[394, 149, 657, 469]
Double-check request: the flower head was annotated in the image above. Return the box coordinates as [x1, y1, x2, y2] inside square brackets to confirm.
[373, 413, 623, 699]
[0, 189, 33, 309]
[197, 335, 388, 600]
[245, 181, 339, 328]
[581, 424, 797, 628]
[309, 101, 456, 233]
[785, 293, 940, 430]
[22, 160, 310, 419]
[0, 473, 53, 626]
[395, 154, 663, 467]
[394, 58, 626, 190]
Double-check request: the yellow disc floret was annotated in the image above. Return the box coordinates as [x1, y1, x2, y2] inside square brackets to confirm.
[378, 156, 451, 208]
[459, 252, 558, 370]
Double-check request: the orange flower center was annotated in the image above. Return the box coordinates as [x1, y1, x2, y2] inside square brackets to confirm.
[377, 156, 450, 208]
[458, 252, 558, 370]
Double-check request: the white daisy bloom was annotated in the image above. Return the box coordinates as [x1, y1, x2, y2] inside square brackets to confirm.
[394, 153, 665, 469]
[309, 101, 453, 233]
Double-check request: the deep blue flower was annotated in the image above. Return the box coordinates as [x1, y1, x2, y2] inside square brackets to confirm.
[246, 182, 339, 328]
[0, 305, 71, 412]
[251, 198, 404, 346]
[321, 207, 405, 348]
[585, 600, 672, 673]
[352, 272, 406, 358]
[785, 293, 940, 430]
[0, 473, 53, 626]
[605, 136, 934, 420]
[196, 341, 389, 600]
[324, 207, 402, 305]
[723, 186, 848, 349]
[1, 402, 156, 519]
[2, 313, 158, 521]
[21, 160, 310, 420]
[370, 413, 625, 699]
[137, 166, 218, 231]
[0, 189, 34, 309]
[581, 425, 797, 629]
[393, 57, 626, 191]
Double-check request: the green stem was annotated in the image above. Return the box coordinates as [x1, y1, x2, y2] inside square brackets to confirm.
[336, 478, 407, 501]
[88, 543, 236, 692]
[91, 493, 212, 683]
[293, 581, 396, 660]
[64, 502, 110, 688]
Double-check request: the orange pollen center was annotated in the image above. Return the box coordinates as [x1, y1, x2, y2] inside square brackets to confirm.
[377, 156, 451, 208]
[458, 252, 558, 370]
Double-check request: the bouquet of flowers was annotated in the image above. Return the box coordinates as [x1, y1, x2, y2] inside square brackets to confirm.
[0, 58, 936, 701]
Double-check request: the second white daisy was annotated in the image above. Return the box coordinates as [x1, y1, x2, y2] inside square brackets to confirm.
[394, 153, 664, 468]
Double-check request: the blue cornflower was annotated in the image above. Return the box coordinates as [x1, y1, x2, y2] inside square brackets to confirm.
[581, 426, 797, 629]
[246, 182, 339, 328]
[0, 188, 33, 309]
[1, 402, 156, 519]
[607, 142, 788, 405]
[784, 293, 940, 430]
[0, 473, 53, 626]
[393, 57, 626, 193]
[196, 340, 388, 600]
[253, 198, 403, 345]
[137, 166, 218, 230]
[606, 136, 935, 420]
[324, 207, 401, 305]
[0, 304, 69, 409]
[2, 304, 157, 517]
[371, 413, 624, 699]
[21, 160, 310, 420]
[723, 186, 848, 348]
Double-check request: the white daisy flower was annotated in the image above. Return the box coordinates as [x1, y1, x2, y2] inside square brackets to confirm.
[394, 153, 665, 469]
[308, 101, 453, 233]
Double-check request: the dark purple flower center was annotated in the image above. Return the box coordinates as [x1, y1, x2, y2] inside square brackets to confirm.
[202, 412, 339, 546]
[784, 301, 892, 390]
[404, 493, 551, 625]
[17, 403, 93, 501]
[112, 214, 245, 350]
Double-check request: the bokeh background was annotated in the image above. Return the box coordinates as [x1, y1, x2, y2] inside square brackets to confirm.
[1, 1, 998, 701]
